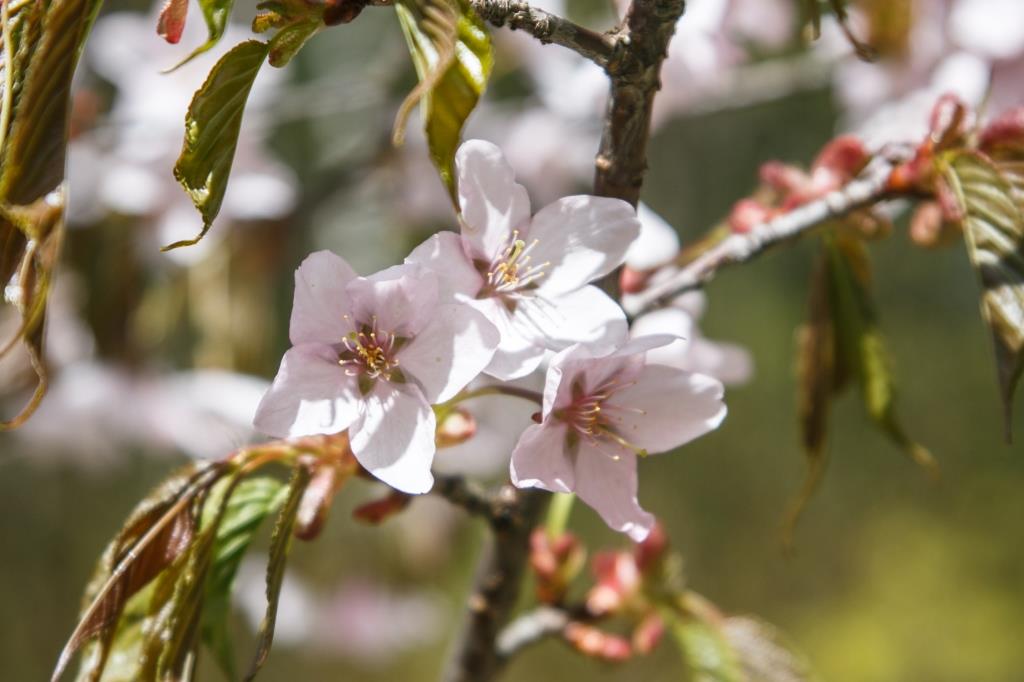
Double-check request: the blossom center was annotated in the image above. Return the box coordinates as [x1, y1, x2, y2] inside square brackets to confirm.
[557, 378, 647, 458]
[482, 230, 549, 296]
[338, 318, 402, 382]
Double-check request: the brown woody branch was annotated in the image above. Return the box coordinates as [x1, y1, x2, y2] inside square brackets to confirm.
[469, 0, 617, 67]
[594, 0, 687, 206]
[442, 487, 549, 682]
[623, 159, 897, 316]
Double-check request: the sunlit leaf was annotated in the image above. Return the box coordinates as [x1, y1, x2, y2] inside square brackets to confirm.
[244, 465, 311, 680]
[168, 40, 270, 251]
[394, 0, 492, 197]
[202, 477, 289, 680]
[0, 0, 102, 427]
[941, 151, 1024, 440]
[54, 463, 224, 682]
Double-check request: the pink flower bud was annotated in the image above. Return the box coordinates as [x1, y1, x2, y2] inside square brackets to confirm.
[928, 93, 970, 149]
[633, 521, 668, 574]
[631, 612, 666, 654]
[728, 199, 773, 234]
[436, 407, 477, 448]
[564, 623, 633, 662]
[620, 266, 650, 294]
[587, 551, 640, 616]
[352, 490, 412, 524]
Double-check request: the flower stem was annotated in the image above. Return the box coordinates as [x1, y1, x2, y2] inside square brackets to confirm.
[451, 384, 544, 406]
[545, 492, 575, 539]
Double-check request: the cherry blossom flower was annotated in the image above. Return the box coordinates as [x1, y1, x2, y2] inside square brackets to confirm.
[630, 292, 753, 386]
[510, 337, 727, 540]
[406, 140, 640, 380]
[253, 251, 499, 493]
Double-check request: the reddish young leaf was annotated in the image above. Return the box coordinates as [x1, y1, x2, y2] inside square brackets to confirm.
[157, 0, 190, 44]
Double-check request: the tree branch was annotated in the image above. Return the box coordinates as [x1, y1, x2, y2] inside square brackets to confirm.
[432, 473, 497, 519]
[495, 606, 571, 659]
[443, 487, 549, 682]
[594, 0, 687, 206]
[469, 0, 617, 67]
[444, 3, 688, 680]
[623, 159, 896, 316]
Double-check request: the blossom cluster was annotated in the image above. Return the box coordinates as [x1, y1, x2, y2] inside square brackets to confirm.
[254, 140, 735, 540]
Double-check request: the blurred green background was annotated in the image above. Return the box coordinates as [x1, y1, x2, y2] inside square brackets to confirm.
[2, 3, 1023, 681]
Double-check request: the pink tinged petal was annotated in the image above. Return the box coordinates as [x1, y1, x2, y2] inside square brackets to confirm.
[290, 251, 359, 345]
[346, 265, 439, 336]
[253, 344, 360, 438]
[405, 231, 484, 302]
[528, 195, 641, 296]
[608, 365, 726, 454]
[681, 338, 754, 386]
[156, 0, 188, 44]
[631, 308, 696, 369]
[456, 139, 532, 262]
[522, 286, 628, 351]
[573, 444, 654, 542]
[510, 422, 575, 492]
[625, 203, 680, 270]
[349, 383, 436, 494]
[398, 304, 500, 403]
[470, 298, 547, 381]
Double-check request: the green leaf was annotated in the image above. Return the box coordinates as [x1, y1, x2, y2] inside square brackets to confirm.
[172, 0, 238, 67]
[251, 0, 325, 67]
[825, 234, 936, 474]
[55, 463, 224, 682]
[785, 248, 841, 547]
[666, 609, 745, 682]
[0, 0, 102, 428]
[721, 617, 814, 682]
[168, 40, 270, 251]
[786, 235, 933, 543]
[941, 151, 1024, 440]
[244, 466, 311, 681]
[201, 477, 289, 680]
[394, 0, 493, 197]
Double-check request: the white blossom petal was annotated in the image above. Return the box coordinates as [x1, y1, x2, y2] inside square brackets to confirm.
[573, 443, 654, 542]
[347, 264, 438, 336]
[528, 195, 641, 296]
[522, 285, 628, 351]
[469, 298, 547, 381]
[398, 304, 500, 403]
[254, 344, 360, 438]
[608, 365, 726, 453]
[456, 139, 532, 262]
[349, 383, 436, 494]
[625, 203, 680, 270]
[290, 251, 359, 345]
[510, 422, 575, 492]
[405, 231, 484, 301]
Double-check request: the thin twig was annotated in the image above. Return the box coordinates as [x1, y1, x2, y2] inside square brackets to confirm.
[623, 159, 896, 316]
[469, 0, 618, 67]
[495, 606, 571, 659]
